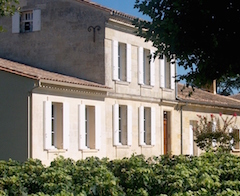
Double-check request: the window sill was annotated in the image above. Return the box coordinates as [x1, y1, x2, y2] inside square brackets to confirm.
[140, 84, 153, 89]
[115, 80, 130, 86]
[115, 145, 131, 149]
[80, 148, 99, 153]
[161, 87, 174, 92]
[46, 149, 67, 153]
[140, 144, 154, 148]
[232, 148, 240, 152]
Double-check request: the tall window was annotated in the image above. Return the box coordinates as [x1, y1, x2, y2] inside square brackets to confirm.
[160, 56, 175, 89]
[138, 47, 155, 86]
[143, 49, 151, 85]
[118, 43, 127, 81]
[79, 104, 101, 150]
[12, 10, 41, 33]
[139, 106, 156, 146]
[112, 40, 131, 82]
[44, 101, 69, 150]
[189, 120, 198, 156]
[113, 104, 132, 146]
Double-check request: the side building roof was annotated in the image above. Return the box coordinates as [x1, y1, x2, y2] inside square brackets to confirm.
[0, 58, 110, 91]
[177, 83, 240, 109]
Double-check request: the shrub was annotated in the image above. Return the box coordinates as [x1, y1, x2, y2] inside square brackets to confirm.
[194, 113, 239, 152]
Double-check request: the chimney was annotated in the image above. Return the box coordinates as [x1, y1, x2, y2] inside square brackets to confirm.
[202, 80, 217, 94]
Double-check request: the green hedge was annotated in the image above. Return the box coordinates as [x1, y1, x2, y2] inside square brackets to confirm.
[1, 152, 240, 195]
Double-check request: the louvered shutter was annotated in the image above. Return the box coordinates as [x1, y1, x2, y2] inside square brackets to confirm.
[78, 104, 86, 150]
[189, 125, 193, 155]
[170, 59, 175, 89]
[63, 102, 70, 150]
[151, 107, 156, 145]
[139, 106, 144, 145]
[112, 40, 119, 80]
[12, 12, 20, 33]
[150, 50, 155, 86]
[127, 105, 132, 146]
[113, 104, 119, 145]
[138, 47, 144, 84]
[95, 105, 101, 150]
[126, 44, 132, 82]
[33, 10, 41, 31]
[43, 101, 52, 150]
[160, 57, 165, 88]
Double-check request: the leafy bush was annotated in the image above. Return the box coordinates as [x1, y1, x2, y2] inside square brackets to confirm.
[194, 113, 239, 152]
[2, 152, 240, 195]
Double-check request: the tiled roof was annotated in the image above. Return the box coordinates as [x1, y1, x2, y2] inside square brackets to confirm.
[230, 93, 240, 100]
[0, 58, 110, 90]
[177, 83, 240, 109]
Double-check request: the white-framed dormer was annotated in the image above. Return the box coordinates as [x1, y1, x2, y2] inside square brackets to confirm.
[12, 9, 41, 33]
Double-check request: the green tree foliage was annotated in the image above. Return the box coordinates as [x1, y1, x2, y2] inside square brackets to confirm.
[133, 0, 240, 88]
[217, 76, 240, 95]
[0, 0, 19, 31]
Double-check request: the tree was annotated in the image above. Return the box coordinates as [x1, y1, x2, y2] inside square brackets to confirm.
[133, 0, 240, 88]
[217, 76, 240, 95]
[0, 0, 19, 31]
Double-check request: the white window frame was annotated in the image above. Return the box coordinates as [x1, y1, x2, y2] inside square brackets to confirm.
[113, 104, 132, 146]
[160, 55, 175, 89]
[43, 101, 69, 150]
[78, 104, 101, 150]
[112, 40, 131, 82]
[138, 47, 155, 86]
[139, 106, 156, 146]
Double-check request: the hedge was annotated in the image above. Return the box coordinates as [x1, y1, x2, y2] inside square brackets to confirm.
[1, 152, 240, 195]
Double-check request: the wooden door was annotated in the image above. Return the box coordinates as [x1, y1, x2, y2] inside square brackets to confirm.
[164, 112, 168, 154]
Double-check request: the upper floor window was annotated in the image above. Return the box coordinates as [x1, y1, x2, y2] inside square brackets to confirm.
[138, 47, 155, 86]
[113, 104, 132, 146]
[78, 104, 101, 150]
[112, 40, 131, 82]
[160, 56, 175, 89]
[12, 10, 41, 33]
[43, 101, 69, 150]
[139, 106, 156, 146]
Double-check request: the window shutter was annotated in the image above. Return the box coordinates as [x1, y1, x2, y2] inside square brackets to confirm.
[160, 57, 165, 88]
[139, 106, 144, 145]
[127, 105, 132, 146]
[95, 105, 101, 150]
[63, 102, 70, 150]
[112, 40, 119, 80]
[33, 9, 41, 31]
[113, 104, 119, 145]
[151, 107, 156, 145]
[150, 50, 155, 86]
[229, 128, 234, 148]
[138, 47, 144, 84]
[170, 59, 175, 90]
[43, 101, 51, 150]
[126, 44, 132, 82]
[12, 12, 20, 33]
[78, 104, 86, 150]
[189, 125, 193, 155]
